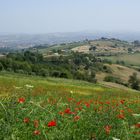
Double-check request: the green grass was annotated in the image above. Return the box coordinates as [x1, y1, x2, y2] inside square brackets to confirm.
[0, 73, 140, 140]
[102, 53, 140, 66]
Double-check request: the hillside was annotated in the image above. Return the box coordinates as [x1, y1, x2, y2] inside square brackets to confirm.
[102, 53, 140, 67]
[0, 73, 140, 139]
[30, 38, 140, 58]
[0, 72, 139, 98]
[97, 64, 140, 82]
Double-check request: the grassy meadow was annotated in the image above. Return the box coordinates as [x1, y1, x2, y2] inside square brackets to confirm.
[0, 73, 140, 140]
[102, 53, 140, 67]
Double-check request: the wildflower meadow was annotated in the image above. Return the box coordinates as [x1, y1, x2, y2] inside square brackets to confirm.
[0, 74, 140, 140]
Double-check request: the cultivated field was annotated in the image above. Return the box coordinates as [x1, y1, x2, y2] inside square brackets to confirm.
[102, 53, 140, 67]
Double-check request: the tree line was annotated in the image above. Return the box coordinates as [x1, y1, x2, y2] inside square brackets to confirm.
[0, 51, 110, 83]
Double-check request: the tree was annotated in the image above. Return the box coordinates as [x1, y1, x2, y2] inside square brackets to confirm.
[0, 62, 4, 71]
[128, 48, 132, 53]
[128, 72, 140, 90]
[89, 45, 97, 51]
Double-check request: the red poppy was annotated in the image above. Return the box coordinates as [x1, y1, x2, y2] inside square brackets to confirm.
[84, 102, 90, 108]
[135, 123, 140, 128]
[74, 116, 80, 121]
[79, 106, 82, 111]
[106, 101, 110, 105]
[99, 101, 104, 105]
[23, 118, 30, 123]
[33, 130, 41, 135]
[120, 110, 124, 113]
[120, 100, 125, 104]
[68, 98, 73, 102]
[76, 101, 82, 106]
[48, 120, 56, 127]
[117, 114, 125, 119]
[64, 108, 72, 114]
[18, 97, 25, 103]
[127, 108, 133, 113]
[104, 125, 112, 135]
[133, 131, 140, 135]
[34, 120, 39, 128]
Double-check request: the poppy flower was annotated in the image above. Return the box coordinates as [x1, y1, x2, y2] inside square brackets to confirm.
[84, 102, 90, 108]
[64, 108, 72, 114]
[75, 107, 82, 111]
[33, 130, 41, 135]
[106, 101, 110, 105]
[104, 125, 112, 134]
[68, 98, 73, 102]
[133, 131, 140, 135]
[99, 101, 104, 105]
[18, 97, 25, 103]
[120, 110, 124, 113]
[48, 120, 56, 127]
[23, 118, 30, 123]
[76, 101, 82, 106]
[135, 123, 140, 128]
[120, 100, 125, 104]
[74, 116, 80, 121]
[117, 114, 125, 119]
[127, 108, 133, 113]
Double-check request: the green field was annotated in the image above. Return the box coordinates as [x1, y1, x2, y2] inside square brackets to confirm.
[0, 73, 140, 139]
[102, 53, 140, 66]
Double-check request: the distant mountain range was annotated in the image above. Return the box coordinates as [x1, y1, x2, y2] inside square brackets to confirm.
[0, 31, 140, 49]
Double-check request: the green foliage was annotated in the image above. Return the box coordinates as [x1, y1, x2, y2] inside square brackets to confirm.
[0, 51, 103, 83]
[128, 72, 140, 90]
[0, 74, 140, 140]
[104, 75, 122, 84]
[0, 62, 3, 71]
[89, 45, 97, 51]
[128, 48, 133, 53]
[102, 65, 112, 73]
[116, 60, 125, 65]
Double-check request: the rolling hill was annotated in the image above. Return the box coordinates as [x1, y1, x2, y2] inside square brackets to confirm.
[0, 73, 140, 139]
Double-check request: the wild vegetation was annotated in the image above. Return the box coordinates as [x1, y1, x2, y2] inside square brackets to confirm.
[0, 73, 140, 140]
[0, 38, 140, 140]
[0, 51, 112, 83]
[1, 38, 140, 91]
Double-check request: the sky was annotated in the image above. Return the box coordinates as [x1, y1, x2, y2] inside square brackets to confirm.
[0, 0, 140, 34]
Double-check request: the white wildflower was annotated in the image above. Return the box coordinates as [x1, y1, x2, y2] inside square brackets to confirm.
[25, 84, 34, 88]
[70, 90, 73, 94]
[112, 137, 120, 140]
[130, 125, 135, 129]
[132, 114, 140, 117]
[13, 86, 22, 89]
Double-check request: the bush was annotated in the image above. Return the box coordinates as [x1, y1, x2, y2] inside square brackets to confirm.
[116, 60, 125, 65]
[104, 75, 122, 84]
[0, 62, 4, 71]
[39, 68, 49, 77]
[128, 72, 140, 90]
[102, 65, 112, 73]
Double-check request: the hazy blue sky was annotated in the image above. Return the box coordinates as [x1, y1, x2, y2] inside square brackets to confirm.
[0, 0, 140, 34]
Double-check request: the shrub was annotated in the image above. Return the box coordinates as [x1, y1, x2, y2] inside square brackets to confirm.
[0, 62, 4, 71]
[102, 65, 112, 73]
[128, 72, 140, 90]
[104, 75, 122, 84]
